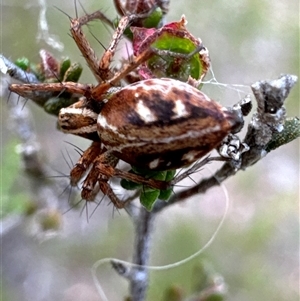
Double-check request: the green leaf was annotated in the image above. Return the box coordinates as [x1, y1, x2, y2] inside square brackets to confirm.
[150, 34, 201, 80]
[44, 97, 78, 116]
[165, 170, 176, 181]
[158, 188, 173, 201]
[142, 7, 163, 28]
[59, 57, 71, 80]
[153, 171, 167, 181]
[15, 57, 30, 71]
[62, 62, 83, 82]
[140, 187, 161, 211]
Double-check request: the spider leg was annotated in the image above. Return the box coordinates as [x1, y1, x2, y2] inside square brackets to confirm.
[9, 82, 91, 100]
[69, 141, 102, 186]
[91, 47, 154, 99]
[112, 167, 170, 190]
[80, 149, 170, 208]
[70, 11, 111, 82]
[98, 181, 129, 209]
[70, 8, 154, 84]
[98, 15, 132, 79]
[81, 151, 119, 202]
[91, 154, 171, 191]
[98, 9, 158, 81]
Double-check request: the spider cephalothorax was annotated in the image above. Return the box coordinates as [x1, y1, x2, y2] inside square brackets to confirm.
[9, 8, 245, 210]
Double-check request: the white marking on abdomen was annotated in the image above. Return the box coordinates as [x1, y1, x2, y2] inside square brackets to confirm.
[172, 99, 189, 118]
[149, 159, 160, 169]
[136, 100, 157, 123]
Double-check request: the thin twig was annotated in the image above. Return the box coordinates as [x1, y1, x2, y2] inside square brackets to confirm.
[0, 54, 39, 83]
[111, 207, 155, 301]
[129, 208, 155, 301]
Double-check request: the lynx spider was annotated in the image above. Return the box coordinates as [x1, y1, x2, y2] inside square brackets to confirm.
[10, 8, 242, 209]
[8, 9, 184, 207]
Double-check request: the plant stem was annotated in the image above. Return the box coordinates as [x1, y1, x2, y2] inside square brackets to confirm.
[130, 208, 156, 301]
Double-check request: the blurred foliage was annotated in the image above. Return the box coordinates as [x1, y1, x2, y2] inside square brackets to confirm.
[1, 139, 32, 218]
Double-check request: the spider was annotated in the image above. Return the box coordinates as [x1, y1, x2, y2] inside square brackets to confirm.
[9, 8, 245, 209]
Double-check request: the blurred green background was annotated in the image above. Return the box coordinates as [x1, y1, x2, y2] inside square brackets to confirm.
[1, 0, 299, 300]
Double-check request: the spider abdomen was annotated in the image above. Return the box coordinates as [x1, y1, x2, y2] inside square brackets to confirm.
[97, 78, 242, 170]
